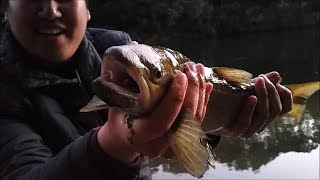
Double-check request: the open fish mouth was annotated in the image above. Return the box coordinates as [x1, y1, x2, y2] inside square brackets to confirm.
[102, 58, 140, 95]
[92, 55, 147, 110]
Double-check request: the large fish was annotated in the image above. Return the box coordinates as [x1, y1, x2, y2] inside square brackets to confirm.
[81, 44, 320, 178]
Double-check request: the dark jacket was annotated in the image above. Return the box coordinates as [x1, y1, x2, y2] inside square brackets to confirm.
[0, 25, 141, 180]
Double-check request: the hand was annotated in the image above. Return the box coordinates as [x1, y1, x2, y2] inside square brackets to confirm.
[213, 71, 293, 139]
[97, 63, 213, 163]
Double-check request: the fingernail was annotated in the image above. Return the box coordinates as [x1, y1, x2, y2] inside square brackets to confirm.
[248, 95, 257, 108]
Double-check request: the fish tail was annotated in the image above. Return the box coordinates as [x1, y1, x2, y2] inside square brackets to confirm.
[167, 109, 215, 178]
[284, 81, 320, 119]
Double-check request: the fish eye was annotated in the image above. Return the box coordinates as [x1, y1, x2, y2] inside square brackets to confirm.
[154, 70, 162, 79]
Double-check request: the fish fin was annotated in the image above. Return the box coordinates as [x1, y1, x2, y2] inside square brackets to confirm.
[168, 109, 210, 178]
[213, 67, 253, 86]
[79, 95, 109, 112]
[284, 81, 320, 119]
[205, 134, 220, 168]
[205, 141, 216, 168]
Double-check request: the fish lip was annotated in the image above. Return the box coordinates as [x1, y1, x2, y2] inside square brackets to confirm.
[126, 66, 150, 106]
[92, 77, 138, 109]
[98, 51, 150, 113]
[104, 44, 151, 97]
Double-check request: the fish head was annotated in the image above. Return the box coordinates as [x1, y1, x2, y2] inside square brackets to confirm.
[92, 44, 180, 115]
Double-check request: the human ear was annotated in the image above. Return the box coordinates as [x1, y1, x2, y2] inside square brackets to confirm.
[87, 10, 91, 21]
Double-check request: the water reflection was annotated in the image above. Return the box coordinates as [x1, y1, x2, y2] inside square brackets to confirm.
[149, 27, 319, 179]
[150, 92, 319, 179]
[216, 91, 319, 170]
[152, 147, 319, 179]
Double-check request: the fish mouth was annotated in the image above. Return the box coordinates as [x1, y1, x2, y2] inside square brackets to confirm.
[92, 54, 149, 111]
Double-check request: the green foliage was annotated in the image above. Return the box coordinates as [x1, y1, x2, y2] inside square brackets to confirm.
[1, 0, 318, 38]
[88, 0, 215, 39]
[88, 0, 319, 39]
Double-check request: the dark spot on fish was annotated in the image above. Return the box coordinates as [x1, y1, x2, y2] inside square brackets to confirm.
[125, 115, 135, 129]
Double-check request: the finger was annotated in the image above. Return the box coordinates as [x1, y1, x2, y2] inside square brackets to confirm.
[255, 75, 282, 133]
[195, 64, 206, 121]
[200, 82, 213, 122]
[204, 82, 214, 107]
[262, 75, 282, 121]
[264, 71, 282, 84]
[277, 84, 293, 114]
[252, 71, 281, 84]
[230, 95, 257, 137]
[183, 62, 200, 115]
[134, 73, 187, 141]
[243, 77, 269, 138]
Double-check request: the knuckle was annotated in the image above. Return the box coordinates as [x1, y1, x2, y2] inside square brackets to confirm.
[188, 74, 199, 87]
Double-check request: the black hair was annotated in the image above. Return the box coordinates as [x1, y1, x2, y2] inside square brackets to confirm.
[0, 0, 89, 13]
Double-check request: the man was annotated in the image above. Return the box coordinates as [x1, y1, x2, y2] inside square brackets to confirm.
[0, 0, 292, 179]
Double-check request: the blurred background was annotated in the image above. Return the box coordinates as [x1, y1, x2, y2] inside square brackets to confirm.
[1, 0, 319, 179]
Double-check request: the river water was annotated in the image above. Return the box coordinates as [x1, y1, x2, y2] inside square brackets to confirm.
[148, 26, 320, 179]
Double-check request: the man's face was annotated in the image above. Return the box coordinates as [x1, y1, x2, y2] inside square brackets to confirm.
[7, 0, 90, 62]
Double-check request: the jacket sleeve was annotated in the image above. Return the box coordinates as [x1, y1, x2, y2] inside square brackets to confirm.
[85, 28, 132, 57]
[0, 84, 140, 180]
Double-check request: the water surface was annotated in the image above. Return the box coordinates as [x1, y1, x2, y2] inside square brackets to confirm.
[149, 27, 320, 179]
